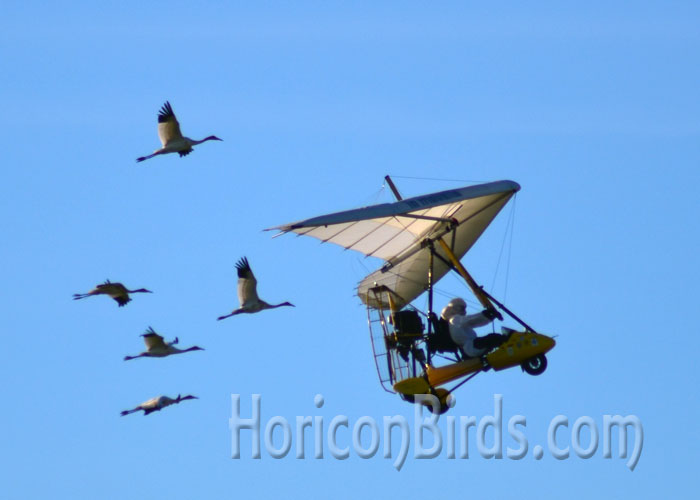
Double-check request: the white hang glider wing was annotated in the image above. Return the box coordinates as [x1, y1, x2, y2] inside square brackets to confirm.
[269, 180, 520, 309]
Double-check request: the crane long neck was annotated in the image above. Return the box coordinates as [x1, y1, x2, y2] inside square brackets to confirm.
[268, 302, 292, 309]
[168, 346, 201, 354]
[191, 136, 218, 145]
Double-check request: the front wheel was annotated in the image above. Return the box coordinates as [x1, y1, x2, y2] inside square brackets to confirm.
[522, 354, 547, 375]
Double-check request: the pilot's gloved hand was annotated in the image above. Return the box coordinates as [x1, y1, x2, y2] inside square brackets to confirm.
[483, 308, 503, 321]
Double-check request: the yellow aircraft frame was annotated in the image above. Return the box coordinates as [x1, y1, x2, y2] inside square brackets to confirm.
[372, 238, 555, 413]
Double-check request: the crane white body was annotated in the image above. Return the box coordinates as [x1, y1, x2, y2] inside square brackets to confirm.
[73, 280, 152, 307]
[120, 394, 197, 416]
[217, 257, 294, 320]
[136, 101, 222, 162]
[124, 327, 204, 361]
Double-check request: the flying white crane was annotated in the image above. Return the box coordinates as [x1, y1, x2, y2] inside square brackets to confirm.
[136, 101, 222, 162]
[124, 327, 204, 361]
[217, 257, 294, 320]
[120, 394, 198, 416]
[73, 280, 152, 307]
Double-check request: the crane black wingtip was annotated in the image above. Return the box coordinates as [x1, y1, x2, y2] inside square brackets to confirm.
[158, 101, 175, 122]
[235, 256, 251, 275]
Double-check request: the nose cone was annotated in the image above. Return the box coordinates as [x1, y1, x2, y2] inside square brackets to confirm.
[535, 333, 556, 353]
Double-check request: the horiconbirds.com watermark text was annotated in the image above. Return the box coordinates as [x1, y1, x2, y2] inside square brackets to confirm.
[230, 394, 643, 471]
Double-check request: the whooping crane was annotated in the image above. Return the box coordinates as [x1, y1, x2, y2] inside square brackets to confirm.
[73, 280, 152, 307]
[124, 326, 204, 361]
[120, 394, 198, 416]
[217, 257, 294, 321]
[136, 101, 222, 162]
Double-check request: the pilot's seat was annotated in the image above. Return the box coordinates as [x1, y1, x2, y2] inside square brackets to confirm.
[388, 309, 425, 363]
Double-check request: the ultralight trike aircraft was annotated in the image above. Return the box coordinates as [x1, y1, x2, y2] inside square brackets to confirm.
[270, 177, 555, 414]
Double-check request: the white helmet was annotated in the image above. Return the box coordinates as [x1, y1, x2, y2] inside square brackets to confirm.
[441, 297, 467, 320]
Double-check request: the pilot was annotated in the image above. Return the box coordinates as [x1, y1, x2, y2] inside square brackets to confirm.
[441, 298, 503, 358]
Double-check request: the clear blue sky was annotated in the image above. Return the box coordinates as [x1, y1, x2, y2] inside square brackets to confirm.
[2, 1, 698, 498]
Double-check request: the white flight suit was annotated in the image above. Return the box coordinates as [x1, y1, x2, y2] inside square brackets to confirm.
[448, 312, 493, 358]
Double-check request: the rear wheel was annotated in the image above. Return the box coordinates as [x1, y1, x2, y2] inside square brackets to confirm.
[424, 388, 452, 414]
[522, 354, 547, 375]
[403, 389, 452, 414]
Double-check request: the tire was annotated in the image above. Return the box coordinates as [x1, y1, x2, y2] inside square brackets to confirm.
[522, 354, 547, 376]
[404, 389, 451, 414]
[424, 388, 451, 414]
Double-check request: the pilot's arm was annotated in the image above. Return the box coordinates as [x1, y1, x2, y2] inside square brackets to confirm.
[464, 308, 501, 327]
